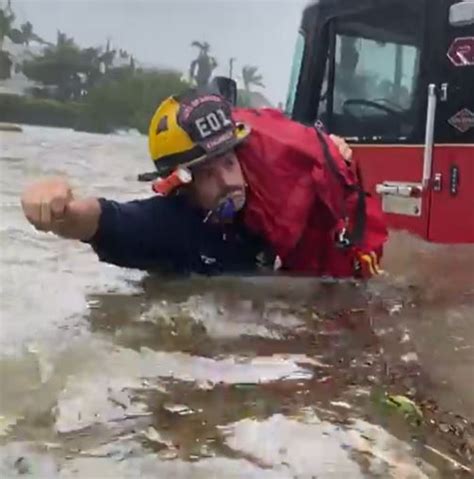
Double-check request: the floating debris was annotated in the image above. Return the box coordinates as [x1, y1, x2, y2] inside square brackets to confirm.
[143, 426, 165, 444]
[156, 447, 179, 460]
[424, 444, 472, 474]
[330, 401, 352, 410]
[0, 415, 20, 437]
[0, 123, 23, 132]
[381, 394, 423, 424]
[13, 456, 30, 475]
[163, 404, 195, 416]
[401, 352, 419, 363]
[388, 304, 403, 315]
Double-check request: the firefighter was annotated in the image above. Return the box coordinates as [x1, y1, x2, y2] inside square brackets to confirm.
[21, 91, 387, 277]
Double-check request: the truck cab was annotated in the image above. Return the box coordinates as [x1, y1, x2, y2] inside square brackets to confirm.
[286, 0, 474, 243]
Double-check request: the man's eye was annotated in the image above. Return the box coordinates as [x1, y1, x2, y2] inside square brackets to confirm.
[224, 156, 235, 168]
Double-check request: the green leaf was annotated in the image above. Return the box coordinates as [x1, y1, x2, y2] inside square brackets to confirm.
[382, 394, 423, 420]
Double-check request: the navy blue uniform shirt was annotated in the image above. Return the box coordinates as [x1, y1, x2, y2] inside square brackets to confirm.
[86, 195, 273, 275]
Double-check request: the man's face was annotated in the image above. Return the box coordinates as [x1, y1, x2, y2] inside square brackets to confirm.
[189, 150, 246, 212]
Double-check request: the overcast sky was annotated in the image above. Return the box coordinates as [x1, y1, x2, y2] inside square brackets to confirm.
[8, 0, 308, 105]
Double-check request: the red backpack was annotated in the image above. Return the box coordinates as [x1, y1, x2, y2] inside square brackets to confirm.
[234, 107, 388, 278]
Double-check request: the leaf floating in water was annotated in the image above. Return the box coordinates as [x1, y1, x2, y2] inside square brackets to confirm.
[382, 394, 423, 423]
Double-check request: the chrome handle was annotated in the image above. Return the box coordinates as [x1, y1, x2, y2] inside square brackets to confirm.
[422, 84, 437, 189]
[376, 182, 422, 197]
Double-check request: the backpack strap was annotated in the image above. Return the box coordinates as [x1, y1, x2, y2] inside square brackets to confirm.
[314, 127, 367, 248]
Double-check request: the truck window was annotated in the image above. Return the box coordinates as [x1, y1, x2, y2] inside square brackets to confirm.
[320, 5, 423, 140]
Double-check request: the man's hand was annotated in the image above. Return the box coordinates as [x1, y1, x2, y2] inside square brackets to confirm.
[21, 177, 101, 240]
[21, 177, 74, 232]
[330, 134, 353, 164]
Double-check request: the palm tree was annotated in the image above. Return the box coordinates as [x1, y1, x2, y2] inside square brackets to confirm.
[242, 65, 264, 92]
[56, 30, 75, 48]
[0, 49, 12, 79]
[189, 40, 217, 88]
[99, 39, 116, 74]
[80, 46, 101, 88]
[229, 57, 236, 79]
[20, 21, 33, 45]
[6, 27, 22, 44]
[192, 40, 210, 54]
[31, 32, 51, 47]
[0, 7, 15, 51]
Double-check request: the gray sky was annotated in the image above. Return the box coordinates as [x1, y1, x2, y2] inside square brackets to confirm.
[9, 0, 308, 105]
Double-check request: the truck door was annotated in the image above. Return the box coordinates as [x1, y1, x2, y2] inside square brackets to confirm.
[429, 2, 474, 243]
[306, 1, 432, 239]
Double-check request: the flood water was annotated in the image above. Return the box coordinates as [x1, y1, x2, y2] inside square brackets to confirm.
[1, 125, 473, 478]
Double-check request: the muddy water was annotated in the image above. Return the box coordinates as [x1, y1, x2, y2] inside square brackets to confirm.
[1, 125, 473, 478]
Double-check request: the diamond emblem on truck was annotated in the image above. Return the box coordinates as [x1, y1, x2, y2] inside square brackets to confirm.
[448, 108, 474, 133]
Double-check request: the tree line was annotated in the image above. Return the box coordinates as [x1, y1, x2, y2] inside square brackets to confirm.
[0, 3, 266, 133]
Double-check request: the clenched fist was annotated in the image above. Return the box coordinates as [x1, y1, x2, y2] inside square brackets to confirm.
[21, 177, 100, 240]
[21, 177, 73, 232]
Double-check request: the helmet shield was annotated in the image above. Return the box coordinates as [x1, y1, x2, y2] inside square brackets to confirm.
[177, 93, 239, 158]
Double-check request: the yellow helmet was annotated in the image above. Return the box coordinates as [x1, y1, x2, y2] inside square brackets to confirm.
[148, 91, 250, 176]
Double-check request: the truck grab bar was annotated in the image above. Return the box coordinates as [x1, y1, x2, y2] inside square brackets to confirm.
[422, 83, 437, 189]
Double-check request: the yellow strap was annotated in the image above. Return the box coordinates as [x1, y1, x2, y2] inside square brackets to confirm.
[359, 252, 384, 277]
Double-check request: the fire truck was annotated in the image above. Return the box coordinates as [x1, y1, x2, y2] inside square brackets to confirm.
[286, 0, 474, 243]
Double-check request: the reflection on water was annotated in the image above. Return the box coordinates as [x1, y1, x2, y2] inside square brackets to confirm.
[0, 126, 473, 477]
